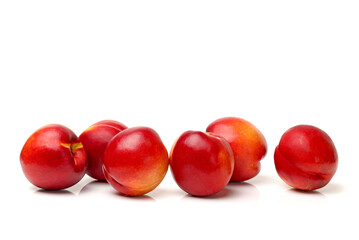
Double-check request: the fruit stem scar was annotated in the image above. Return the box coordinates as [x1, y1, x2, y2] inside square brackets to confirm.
[60, 142, 83, 165]
[70, 142, 83, 153]
[60, 142, 83, 152]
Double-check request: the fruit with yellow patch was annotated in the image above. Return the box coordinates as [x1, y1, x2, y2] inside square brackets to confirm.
[206, 117, 267, 182]
[103, 127, 169, 196]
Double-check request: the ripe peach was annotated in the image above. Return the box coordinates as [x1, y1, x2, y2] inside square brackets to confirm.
[79, 120, 127, 180]
[102, 127, 169, 196]
[170, 131, 234, 197]
[274, 125, 338, 191]
[20, 124, 88, 190]
[206, 117, 267, 182]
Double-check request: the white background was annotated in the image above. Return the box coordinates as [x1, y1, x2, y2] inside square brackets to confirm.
[1, 1, 358, 239]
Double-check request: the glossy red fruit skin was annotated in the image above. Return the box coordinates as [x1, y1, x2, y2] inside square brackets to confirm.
[20, 124, 88, 190]
[274, 125, 338, 191]
[206, 117, 267, 182]
[89, 120, 127, 130]
[102, 127, 169, 196]
[170, 131, 234, 197]
[79, 120, 127, 180]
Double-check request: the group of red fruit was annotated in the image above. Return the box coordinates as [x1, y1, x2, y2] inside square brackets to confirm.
[20, 117, 338, 197]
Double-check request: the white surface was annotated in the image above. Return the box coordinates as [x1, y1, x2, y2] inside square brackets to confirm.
[0, 1, 358, 239]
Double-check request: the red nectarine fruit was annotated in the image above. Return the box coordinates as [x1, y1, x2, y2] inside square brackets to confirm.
[206, 117, 267, 182]
[79, 120, 127, 180]
[20, 124, 88, 190]
[103, 127, 169, 196]
[170, 131, 234, 197]
[274, 125, 338, 191]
